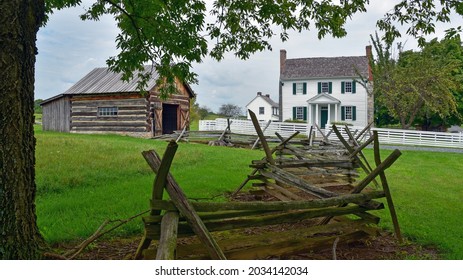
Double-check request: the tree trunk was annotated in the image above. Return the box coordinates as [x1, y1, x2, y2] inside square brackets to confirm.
[0, 0, 45, 259]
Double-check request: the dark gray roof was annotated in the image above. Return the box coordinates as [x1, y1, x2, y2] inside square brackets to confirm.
[64, 65, 159, 94]
[262, 95, 279, 107]
[281, 56, 369, 80]
[246, 94, 279, 108]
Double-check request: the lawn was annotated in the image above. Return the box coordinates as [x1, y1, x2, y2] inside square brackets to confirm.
[34, 127, 463, 259]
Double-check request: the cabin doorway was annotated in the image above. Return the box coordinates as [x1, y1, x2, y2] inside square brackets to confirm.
[162, 104, 178, 134]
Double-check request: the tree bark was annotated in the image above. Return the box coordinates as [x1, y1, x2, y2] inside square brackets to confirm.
[0, 0, 45, 259]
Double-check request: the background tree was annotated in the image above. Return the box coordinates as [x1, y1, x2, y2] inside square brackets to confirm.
[3, 0, 463, 259]
[218, 104, 242, 117]
[190, 101, 211, 123]
[370, 33, 461, 129]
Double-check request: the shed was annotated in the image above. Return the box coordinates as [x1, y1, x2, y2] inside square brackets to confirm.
[41, 66, 195, 137]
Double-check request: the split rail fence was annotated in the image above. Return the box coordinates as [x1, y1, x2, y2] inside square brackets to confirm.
[135, 111, 403, 260]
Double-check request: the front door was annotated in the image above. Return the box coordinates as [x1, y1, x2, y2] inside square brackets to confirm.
[162, 104, 178, 134]
[321, 106, 328, 129]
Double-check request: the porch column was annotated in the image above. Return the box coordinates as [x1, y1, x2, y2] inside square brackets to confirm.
[307, 104, 312, 125]
[335, 103, 338, 123]
[315, 104, 319, 127]
[327, 104, 331, 126]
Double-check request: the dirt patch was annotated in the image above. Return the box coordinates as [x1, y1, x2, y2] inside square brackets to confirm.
[50, 230, 439, 260]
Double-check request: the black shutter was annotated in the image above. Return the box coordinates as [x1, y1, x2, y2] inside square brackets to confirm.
[341, 106, 345, 121]
[352, 81, 356, 94]
[317, 82, 321, 94]
[328, 82, 332, 94]
[293, 107, 296, 120]
[293, 83, 296, 95]
[303, 82, 307, 95]
[352, 106, 357, 121]
[303, 107, 307, 121]
[341, 81, 345, 94]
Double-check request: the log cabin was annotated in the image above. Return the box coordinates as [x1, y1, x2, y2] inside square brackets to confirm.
[41, 66, 195, 137]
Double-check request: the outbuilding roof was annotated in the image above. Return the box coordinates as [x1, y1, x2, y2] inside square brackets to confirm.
[281, 56, 369, 80]
[41, 65, 195, 105]
[64, 65, 159, 94]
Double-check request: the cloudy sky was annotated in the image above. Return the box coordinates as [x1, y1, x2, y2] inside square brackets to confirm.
[35, 1, 462, 112]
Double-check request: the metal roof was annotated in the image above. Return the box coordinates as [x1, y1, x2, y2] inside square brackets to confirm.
[64, 65, 159, 94]
[281, 56, 369, 80]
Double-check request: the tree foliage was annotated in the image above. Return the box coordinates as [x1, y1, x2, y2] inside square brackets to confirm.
[43, 0, 463, 98]
[370, 33, 462, 129]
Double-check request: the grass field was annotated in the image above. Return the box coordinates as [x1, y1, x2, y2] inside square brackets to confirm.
[34, 126, 463, 259]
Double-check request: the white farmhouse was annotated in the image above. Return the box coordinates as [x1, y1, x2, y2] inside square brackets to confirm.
[246, 92, 280, 121]
[279, 47, 374, 128]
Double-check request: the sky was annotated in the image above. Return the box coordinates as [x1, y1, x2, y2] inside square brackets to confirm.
[35, 1, 463, 113]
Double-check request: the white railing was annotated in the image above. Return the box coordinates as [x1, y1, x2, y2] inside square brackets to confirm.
[326, 125, 463, 149]
[199, 118, 309, 137]
[200, 118, 463, 149]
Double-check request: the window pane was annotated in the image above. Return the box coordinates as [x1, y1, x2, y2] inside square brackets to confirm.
[259, 107, 265, 115]
[321, 82, 329, 93]
[296, 107, 304, 120]
[345, 106, 352, 120]
[98, 107, 118, 116]
[296, 83, 304, 94]
[345, 81, 352, 93]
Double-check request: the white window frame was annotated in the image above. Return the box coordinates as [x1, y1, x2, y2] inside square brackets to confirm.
[259, 107, 265, 115]
[295, 107, 304, 120]
[321, 82, 329, 93]
[98, 106, 118, 117]
[295, 83, 304, 94]
[344, 106, 353, 120]
[344, 81, 353, 93]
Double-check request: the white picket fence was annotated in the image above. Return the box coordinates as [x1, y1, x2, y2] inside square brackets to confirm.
[199, 118, 310, 138]
[199, 118, 463, 149]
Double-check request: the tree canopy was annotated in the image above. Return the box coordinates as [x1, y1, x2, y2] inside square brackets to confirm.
[370, 33, 463, 129]
[44, 0, 463, 98]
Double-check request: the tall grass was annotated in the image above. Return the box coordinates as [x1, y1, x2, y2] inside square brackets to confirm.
[35, 127, 463, 259]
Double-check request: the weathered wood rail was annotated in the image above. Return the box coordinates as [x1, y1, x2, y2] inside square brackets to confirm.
[134, 110, 402, 260]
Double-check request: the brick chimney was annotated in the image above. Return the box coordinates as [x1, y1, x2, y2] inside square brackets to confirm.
[366, 45, 373, 81]
[280, 49, 287, 74]
[257, 91, 262, 96]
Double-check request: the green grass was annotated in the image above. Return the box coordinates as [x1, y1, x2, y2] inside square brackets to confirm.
[362, 149, 463, 259]
[34, 127, 463, 259]
[35, 127, 261, 242]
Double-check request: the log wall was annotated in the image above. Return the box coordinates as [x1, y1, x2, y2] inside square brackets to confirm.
[42, 96, 71, 132]
[70, 94, 149, 135]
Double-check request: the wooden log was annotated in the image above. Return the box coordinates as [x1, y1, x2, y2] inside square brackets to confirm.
[181, 229, 370, 260]
[332, 125, 379, 187]
[344, 124, 375, 174]
[176, 219, 372, 259]
[252, 120, 272, 149]
[261, 186, 292, 201]
[275, 159, 354, 169]
[349, 135, 375, 159]
[143, 146, 227, 260]
[263, 165, 338, 198]
[150, 191, 385, 212]
[264, 181, 304, 201]
[248, 110, 275, 165]
[156, 211, 179, 260]
[145, 205, 371, 239]
[351, 149, 401, 194]
[231, 131, 300, 196]
[373, 131, 403, 242]
[355, 121, 373, 142]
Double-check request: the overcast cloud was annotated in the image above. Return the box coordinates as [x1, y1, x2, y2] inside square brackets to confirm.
[35, 1, 462, 112]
